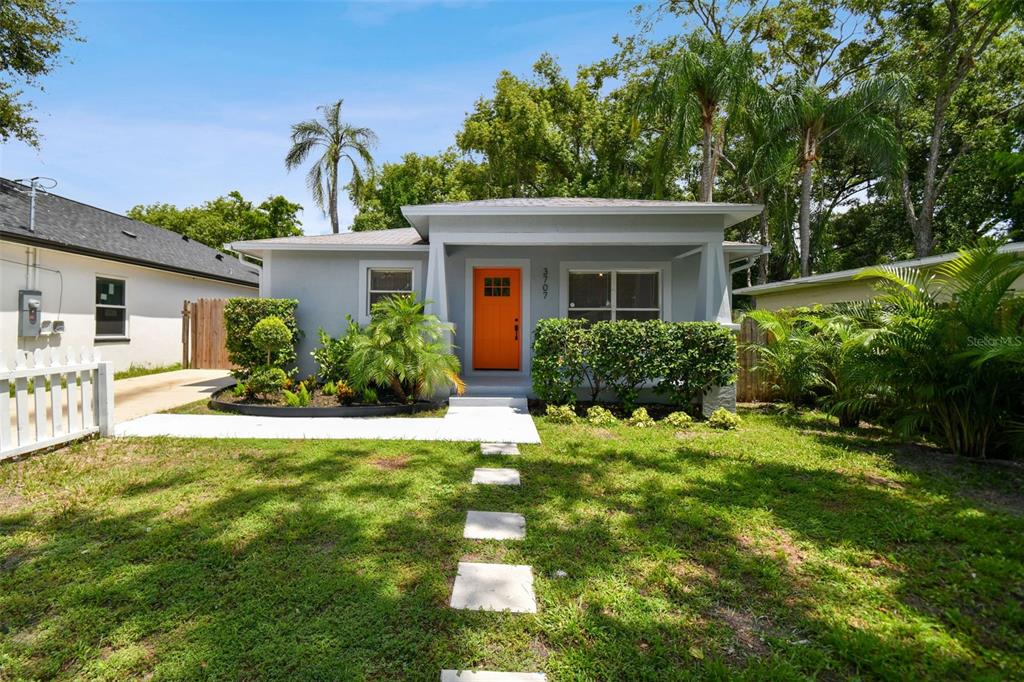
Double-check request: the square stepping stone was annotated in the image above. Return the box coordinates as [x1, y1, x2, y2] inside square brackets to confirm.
[480, 442, 520, 456]
[471, 468, 520, 486]
[441, 672, 546, 681]
[464, 511, 526, 540]
[449, 561, 537, 613]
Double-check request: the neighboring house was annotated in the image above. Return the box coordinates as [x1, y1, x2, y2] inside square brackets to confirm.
[734, 242, 1024, 311]
[230, 198, 765, 403]
[1, 178, 259, 371]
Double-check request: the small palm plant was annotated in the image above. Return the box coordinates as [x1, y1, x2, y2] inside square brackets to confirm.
[743, 309, 822, 405]
[804, 308, 880, 428]
[848, 244, 1024, 457]
[346, 295, 465, 402]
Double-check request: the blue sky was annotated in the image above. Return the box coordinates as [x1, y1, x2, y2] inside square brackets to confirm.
[1, 1, 676, 234]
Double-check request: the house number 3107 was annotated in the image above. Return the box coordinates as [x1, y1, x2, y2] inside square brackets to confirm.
[542, 267, 549, 298]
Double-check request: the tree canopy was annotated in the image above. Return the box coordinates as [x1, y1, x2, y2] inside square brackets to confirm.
[348, 0, 1023, 284]
[127, 192, 303, 252]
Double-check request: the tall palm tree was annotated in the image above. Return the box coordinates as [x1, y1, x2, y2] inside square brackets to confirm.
[638, 33, 754, 201]
[285, 99, 377, 233]
[773, 76, 904, 276]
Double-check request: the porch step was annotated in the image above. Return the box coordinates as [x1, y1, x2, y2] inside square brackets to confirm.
[449, 396, 528, 409]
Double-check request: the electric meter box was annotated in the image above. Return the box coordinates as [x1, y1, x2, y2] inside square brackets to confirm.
[18, 289, 42, 337]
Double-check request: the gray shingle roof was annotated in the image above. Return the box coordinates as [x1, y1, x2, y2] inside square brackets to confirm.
[0, 178, 260, 286]
[234, 227, 425, 247]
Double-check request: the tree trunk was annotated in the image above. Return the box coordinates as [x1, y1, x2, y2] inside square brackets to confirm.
[758, 206, 769, 285]
[328, 160, 340, 234]
[700, 110, 714, 202]
[798, 160, 814, 277]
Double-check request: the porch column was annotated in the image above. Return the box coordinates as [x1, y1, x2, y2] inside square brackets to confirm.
[699, 241, 738, 415]
[424, 240, 448, 321]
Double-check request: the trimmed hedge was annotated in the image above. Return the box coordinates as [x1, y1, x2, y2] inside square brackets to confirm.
[531, 318, 738, 407]
[224, 298, 301, 376]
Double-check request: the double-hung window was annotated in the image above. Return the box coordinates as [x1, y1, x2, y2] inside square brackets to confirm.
[567, 270, 660, 321]
[366, 268, 413, 314]
[95, 276, 127, 337]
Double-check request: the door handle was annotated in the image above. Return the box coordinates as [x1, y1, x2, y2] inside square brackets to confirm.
[514, 323, 519, 341]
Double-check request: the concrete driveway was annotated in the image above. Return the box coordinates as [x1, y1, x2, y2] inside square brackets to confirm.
[114, 369, 233, 423]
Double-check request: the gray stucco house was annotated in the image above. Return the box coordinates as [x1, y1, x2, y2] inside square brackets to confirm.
[229, 198, 764, 404]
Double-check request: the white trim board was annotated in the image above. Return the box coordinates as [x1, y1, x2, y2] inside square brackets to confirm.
[463, 258, 531, 380]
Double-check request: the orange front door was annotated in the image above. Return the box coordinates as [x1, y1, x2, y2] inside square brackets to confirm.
[473, 267, 521, 370]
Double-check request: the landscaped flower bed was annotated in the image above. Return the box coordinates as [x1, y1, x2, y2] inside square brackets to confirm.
[209, 384, 441, 417]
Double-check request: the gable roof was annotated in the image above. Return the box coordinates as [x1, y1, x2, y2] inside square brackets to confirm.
[401, 197, 764, 234]
[0, 178, 260, 287]
[734, 242, 1024, 296]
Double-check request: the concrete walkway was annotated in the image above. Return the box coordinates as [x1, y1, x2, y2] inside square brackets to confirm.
[115, 398, 541, 443]
[114, 369, 233, 423]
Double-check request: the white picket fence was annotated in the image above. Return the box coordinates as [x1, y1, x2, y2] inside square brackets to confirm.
[1, 347, 114, 461]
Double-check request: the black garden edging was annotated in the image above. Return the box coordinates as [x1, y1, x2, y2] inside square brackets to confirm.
[209, 386, 442, 418]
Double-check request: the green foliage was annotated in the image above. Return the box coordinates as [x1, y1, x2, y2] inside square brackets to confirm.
[545, 404, 579, 424]
[311, 318, 361, 384]
[249, 316, 293, 367]
[245, 366, 288, 399]
[530, 318, 589, 404]
[588, 320, 663, 410]
[532, 319, 738, 408]
[664, 411, 694, 428]
[224, 298, 300, 377]
[322, 381, 336, 396]
[653, 322, 738, 405]
[0, 0, 79, 146]
[707, 407, 742, 430]
[628, 407, 655, 428]
[126, 192, 302, 253]
[285, 99, 376, 234]
[282, 381, 312, 407]
[232, 382, 246, 398]
[336, 380, 355, 404]
[346, 295, 463, 402]
[586, 406, 619, 427]
[360, 387, 379, 405]
[743, 309, 823, 404]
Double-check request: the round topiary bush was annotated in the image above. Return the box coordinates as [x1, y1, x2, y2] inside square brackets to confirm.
[249, 316, 293, 367]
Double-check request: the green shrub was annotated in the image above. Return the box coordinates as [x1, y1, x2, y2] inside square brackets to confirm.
[707, 407, 741, 430]
[589, 320, 662, 410]
[283, 389, 300, 407]
[531, 319, 738, 409]
[361, 387, 379, 404]
[545, 404, 579, 424]
[312, 317, 361, 384]
[249, 316, 293, 367]
[586, 405, 619, 426]
[337, 380, 356, 404]
[654, 322, 738, 405]
[663, 411, 694, 428]
[531, 318, 590, 404]
[225, 298, 300, 377]
[232, 382, 247, 397]
[347, 295, 463, 401]
[628, 407, 655, 428]
[246, 366, 288, 398]
[322, 381, 336, 396]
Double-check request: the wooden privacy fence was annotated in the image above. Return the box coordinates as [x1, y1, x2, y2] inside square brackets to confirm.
[1, 347, 114, 460]
[182, 298, 233, 370]
[736, 317, 771, 402]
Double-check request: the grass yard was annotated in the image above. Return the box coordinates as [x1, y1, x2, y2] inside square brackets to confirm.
[1, 408, 1022, 680]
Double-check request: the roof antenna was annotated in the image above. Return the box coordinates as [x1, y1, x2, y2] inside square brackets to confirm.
[12, 176, 57, 232]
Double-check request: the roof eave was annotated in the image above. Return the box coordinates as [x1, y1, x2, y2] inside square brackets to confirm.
[227, 241, 430, 257]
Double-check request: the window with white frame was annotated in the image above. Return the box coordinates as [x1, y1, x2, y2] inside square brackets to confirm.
[567, 270, 660, 321]
[366, 268, 414, 314]
[95, 276, 127, 336]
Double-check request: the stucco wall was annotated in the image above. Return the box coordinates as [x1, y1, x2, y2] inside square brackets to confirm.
[749, 271, 1024, 311]
[1, 241, 256, 371]
[266, 249, 429, 376]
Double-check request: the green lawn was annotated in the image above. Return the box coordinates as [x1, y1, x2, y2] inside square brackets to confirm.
[1, 409, 1022, 680]
[114, 363, 183, 381]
